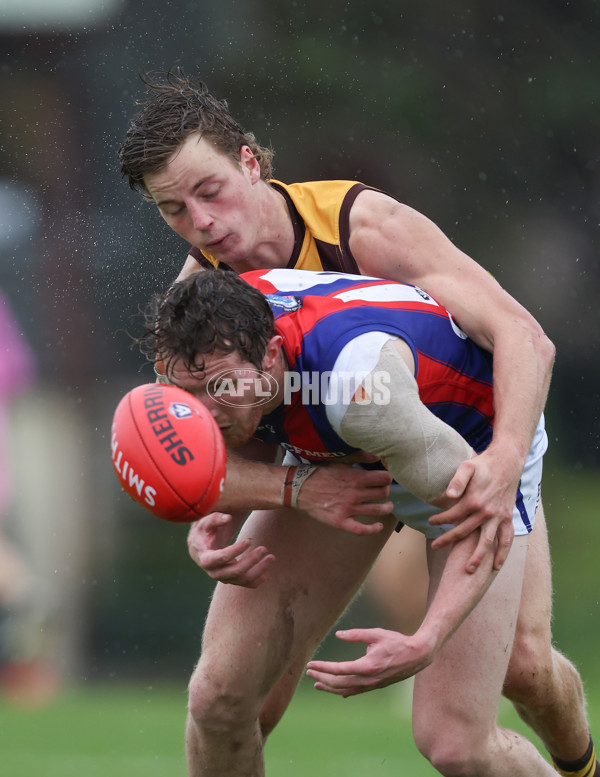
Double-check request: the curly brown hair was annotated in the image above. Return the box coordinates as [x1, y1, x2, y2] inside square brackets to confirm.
[119, 71, 274, 199]
[138, 270, 276, 380]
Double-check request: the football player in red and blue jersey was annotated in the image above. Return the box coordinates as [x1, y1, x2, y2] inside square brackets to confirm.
[141, 268, 556, 777]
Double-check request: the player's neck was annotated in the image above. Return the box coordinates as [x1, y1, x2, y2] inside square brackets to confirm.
[242, 184, 295, 272]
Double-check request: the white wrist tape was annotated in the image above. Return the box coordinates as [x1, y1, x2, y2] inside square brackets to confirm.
[339, 340, 474, 504]
[282, 464, 318, 509]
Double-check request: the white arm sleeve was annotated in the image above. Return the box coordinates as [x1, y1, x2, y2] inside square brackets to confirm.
[339, 339, 474, 504]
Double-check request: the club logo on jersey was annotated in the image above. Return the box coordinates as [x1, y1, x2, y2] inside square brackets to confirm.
[265, 294, 303, 312]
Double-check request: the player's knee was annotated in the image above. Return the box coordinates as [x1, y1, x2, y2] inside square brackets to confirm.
[503, 629, 553, 704]
[414, 720, 486, 776]
[415, 734, 486, 776]
[187, 663, 256, 735]
[504, 640, 585, 712]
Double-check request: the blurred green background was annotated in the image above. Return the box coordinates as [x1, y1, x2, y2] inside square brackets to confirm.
[0, 0, 598, 772]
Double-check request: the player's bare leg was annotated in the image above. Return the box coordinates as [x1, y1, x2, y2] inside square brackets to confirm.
[257, 529, 426, 737]
[363, 525, 427, 715]
[412, 535, 559, 776]
[502, 504, 596, 774]
[185, 506, 395, 777]
[257, 652, 309, 740]
[369, 502, 596, 775]
[366, 525, 428, 634]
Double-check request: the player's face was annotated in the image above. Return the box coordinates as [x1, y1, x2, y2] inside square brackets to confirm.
[169, 347, 281, 448]
[145, 135, 262, 269]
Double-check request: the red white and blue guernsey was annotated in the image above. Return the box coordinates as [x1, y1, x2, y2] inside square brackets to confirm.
[242, 268, 547, 537]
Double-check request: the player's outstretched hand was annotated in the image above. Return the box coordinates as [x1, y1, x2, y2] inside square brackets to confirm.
[306, 628, 435, 698]
[187, 512, 275, 588]
[297, 464, 393, 536]
[428, 449, 519, 572]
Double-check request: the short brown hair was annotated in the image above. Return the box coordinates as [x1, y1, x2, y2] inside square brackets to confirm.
[118, 71, 274, 199]
[137, 270, 276, 380]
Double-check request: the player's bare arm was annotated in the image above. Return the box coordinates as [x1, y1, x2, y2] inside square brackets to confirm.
[187, 449, 393, 587]
[214, 449, 393, 535]
[306, 524, 507, 697]
[349, 190, 555, 568]
[186, 438, 278, 587]
[186, 510, 281, 589]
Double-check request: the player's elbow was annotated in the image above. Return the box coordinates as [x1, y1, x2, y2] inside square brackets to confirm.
[532, 325, 556, 383]
[518, 315, 556, 376]
[539, 330, 556, 371]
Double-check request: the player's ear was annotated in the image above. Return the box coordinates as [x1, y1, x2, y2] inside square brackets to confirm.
[262, 335, 283, 370]
[240, 145, 261, 183]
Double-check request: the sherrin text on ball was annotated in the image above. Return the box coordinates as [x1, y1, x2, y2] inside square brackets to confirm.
[111, 383, 227, 522]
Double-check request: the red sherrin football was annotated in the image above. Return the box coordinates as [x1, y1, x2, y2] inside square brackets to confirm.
[111, 383, 226, 522]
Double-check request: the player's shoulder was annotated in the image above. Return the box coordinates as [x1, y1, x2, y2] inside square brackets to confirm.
[271, 179, 371, 210]
[349, 186, 407, 223]
[271, 178, 360, 192]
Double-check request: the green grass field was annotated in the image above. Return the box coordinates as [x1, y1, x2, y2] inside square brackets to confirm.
[2, 677, 597, 777]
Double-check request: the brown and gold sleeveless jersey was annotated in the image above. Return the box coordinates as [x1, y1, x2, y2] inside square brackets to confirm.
[188, 179, 379, 274]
